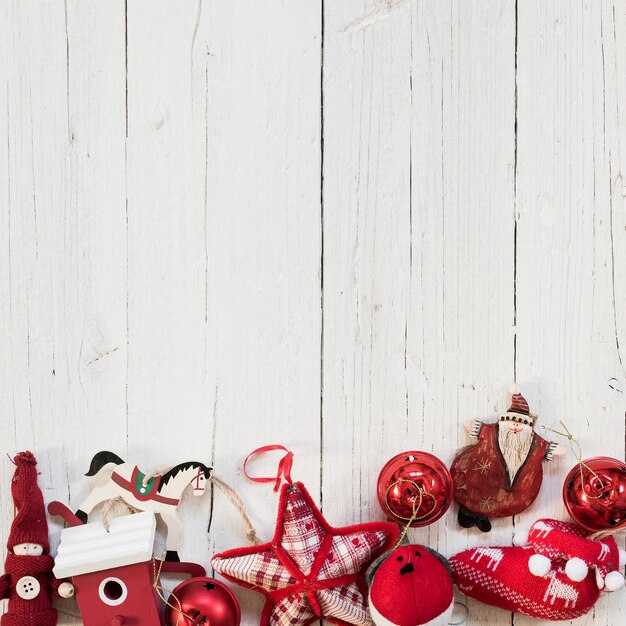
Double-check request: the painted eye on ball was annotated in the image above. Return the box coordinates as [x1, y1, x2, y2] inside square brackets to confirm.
[396, 556, 403, 562]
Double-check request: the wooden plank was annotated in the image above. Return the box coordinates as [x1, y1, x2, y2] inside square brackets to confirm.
[322, 1, 516, 623]
[0, 0, 70, 505]
[198, 0, 322, 549]
[61, 0, 129, 533]
[125, 1, 322, 622]
[515, 1, 626, 624]
[1, 3, 127, 624]
[124, 1, 213, 569]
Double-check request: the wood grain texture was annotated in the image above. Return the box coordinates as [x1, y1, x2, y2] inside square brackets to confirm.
[1, 1, 625, 625]
[322, 2, 517, 623]
[514, 2, 626, 624]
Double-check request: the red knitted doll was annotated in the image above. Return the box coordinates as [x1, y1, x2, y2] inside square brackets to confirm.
[0, 452, 74, 626]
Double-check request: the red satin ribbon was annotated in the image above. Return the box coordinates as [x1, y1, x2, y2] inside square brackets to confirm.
[244, 445, 294, 492]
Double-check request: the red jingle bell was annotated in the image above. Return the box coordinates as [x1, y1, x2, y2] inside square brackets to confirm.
[164, 577, 241, 626]
[563, 456, 626, 532]
[377, 451, 452, 527]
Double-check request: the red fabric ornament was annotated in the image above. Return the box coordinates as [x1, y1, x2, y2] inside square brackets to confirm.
[1, 452, 67, 626]
[366, 544, 454, 626]
[450, 385, 558, 531]
[449, 518, 624, 620]
[212, 447, 399, 626]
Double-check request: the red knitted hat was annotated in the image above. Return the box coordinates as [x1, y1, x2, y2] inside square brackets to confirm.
[526, 519, 624, 590]
[450, 545, 601, 620]
[450, 518, 625, 620]
[7, 451, 50, 553]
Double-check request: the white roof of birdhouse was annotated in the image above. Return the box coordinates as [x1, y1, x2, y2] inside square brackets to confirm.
[53, 511, 156, 579]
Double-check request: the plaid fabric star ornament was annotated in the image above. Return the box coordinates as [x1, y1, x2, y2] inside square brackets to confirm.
[211, 447, 399, 626]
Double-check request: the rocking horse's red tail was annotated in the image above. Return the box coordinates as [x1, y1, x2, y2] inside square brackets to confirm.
[85, 450, 125, 476]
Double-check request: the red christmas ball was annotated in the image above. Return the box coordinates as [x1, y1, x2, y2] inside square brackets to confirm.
[563, 457, 626, 532]
[377, 452, 452, 527]
[164, 577, 241, 626]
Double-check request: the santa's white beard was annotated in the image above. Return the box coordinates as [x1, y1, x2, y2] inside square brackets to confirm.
[498, 422, 534, 482]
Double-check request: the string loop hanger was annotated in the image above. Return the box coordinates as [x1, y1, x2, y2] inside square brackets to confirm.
[385, 479, 437, 548]
[541, 420, 605, 498]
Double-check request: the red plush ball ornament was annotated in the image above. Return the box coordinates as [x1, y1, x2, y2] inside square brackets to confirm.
[164, 577, 240, 626]
[377, 452, 452, 527]
[563, 457, 626, 531]
[367, 544, 454, 626]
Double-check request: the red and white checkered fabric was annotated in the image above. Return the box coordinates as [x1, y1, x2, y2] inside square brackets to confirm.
[281, 486, 324, 575]
[212, 481, 398, 626]
[213, 548, 297, 592]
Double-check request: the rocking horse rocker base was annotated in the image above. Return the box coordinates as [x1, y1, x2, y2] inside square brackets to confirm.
[74, 451, 212, 562]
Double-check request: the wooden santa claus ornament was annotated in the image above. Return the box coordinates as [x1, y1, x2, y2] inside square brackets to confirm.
[450, 385, 565, 531]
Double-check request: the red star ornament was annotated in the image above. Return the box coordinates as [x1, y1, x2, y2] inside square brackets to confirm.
[212, 481, 399, 626]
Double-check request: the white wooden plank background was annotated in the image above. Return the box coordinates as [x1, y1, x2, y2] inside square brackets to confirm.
[1, 1, 624, 625]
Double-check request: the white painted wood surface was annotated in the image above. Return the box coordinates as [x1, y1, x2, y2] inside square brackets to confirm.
[1, 1, 624, 625]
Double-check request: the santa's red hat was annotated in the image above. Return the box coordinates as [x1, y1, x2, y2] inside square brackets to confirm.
[522, 518, 625, 591]
[451, 545, 601, 620]
[7, 451, 50, 553]
[500, 383, 536, 425]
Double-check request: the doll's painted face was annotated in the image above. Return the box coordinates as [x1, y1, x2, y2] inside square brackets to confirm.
[13, 543, 44, 556]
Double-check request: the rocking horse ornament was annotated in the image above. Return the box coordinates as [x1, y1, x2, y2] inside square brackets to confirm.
[75, 451, 212, 561]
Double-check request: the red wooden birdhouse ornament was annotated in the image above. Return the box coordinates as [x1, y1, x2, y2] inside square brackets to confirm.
[48, 502, 204, 626]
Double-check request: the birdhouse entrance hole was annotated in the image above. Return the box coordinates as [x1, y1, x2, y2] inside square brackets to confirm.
[98, 577, 128, 606]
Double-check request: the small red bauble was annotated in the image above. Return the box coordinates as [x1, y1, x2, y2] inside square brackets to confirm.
[164, 577, 240, 626]
[563, 456, 626, 532]
[377, 452, 452, 527]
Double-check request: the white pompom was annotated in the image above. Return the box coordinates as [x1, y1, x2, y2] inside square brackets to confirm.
[513, 528, 529, 547]
[509, 383, 521, 395]
[529, 554, 551, 577]
[604, 571, 625, 592]
[618, 548, 626, 568]
[565, 558, 588, 582]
